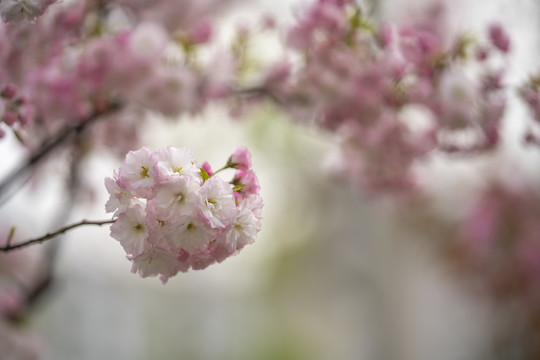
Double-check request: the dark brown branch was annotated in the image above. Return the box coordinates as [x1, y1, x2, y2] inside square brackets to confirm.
[0, 219, 115, 252]
[0, 100, 123, 202]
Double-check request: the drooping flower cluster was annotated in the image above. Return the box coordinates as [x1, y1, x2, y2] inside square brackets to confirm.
[105, 146, 262, 282]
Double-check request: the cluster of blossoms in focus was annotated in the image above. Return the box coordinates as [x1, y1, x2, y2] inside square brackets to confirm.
[105, 146, 262, 282]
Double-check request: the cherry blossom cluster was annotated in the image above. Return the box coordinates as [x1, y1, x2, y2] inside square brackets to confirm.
[453, 178, 540, 319]
[0, 0, 237, 154]
[259, 0, 510, 194]
[105, 146, 262, 282]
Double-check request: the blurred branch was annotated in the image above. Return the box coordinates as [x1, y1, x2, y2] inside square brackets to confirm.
[233, 85, 287, 106]
[22, 141, 87, 311]
[0, 100, 123, 204]
[0, 219, 115, 252]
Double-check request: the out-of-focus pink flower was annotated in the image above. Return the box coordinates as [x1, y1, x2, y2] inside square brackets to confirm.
[1, 83, 17, 99]
[458, 180, 540, 300]
[189, 20, 213, 44]
[488, 23, 510, 53]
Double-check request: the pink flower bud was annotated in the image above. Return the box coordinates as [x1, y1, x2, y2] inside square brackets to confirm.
[1, 83, 17, 99]
[190, 20, 213, 44]
[201, 161, 213, 176]
[3, 111, 18, 126]
[228, 146, 252, 171]
[261, 14, 276, 30]
[475, 47, 490, 61]
[488, 24, 510, 53]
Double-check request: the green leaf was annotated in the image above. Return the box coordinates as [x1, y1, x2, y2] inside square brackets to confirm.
[200, 168, 211, 182]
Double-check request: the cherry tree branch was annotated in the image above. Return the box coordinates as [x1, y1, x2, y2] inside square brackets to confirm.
[0, 100, 123, 203]
[0, 219, 115, 252]
[233, 85, 287, 106]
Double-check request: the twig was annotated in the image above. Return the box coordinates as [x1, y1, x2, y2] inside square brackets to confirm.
[233, 85, 286, 106]
[0, 219, 115, 252]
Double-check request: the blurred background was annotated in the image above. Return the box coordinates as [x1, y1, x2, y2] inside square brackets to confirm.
[1, 0, 539, 359]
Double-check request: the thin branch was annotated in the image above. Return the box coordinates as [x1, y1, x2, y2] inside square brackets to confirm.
[0, 100, 123, 203]
[0, 219, 115, 252]
[232, 85, 287, 106]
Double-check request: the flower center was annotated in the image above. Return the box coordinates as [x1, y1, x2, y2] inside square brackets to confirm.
[175, 193, 184, 203]
[140, 166, 150, 178]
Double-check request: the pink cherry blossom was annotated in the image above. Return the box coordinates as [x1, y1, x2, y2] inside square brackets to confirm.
[168, 216, 217, 253]
[110, 204, 149, 256]
[188, 20, 213, 44]
[104, 175, 134, 215]
[117, 147, 157, 199]
[232, 169, 260, 202]
[228, 146, 252, 171]
[1, 83, 17, 99]
[488, 23, 510, 53]
[135, 66, 201, 117]
[226, 203, 260, 252]
[199, 176, 237, 229]
[154, 146, 201, 183]
[107, 146, 263, 282]
[153, 176, 200, 217]
[130, 247, 183, 283]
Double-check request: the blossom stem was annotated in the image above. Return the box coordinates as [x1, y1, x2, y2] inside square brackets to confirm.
[0, 219, 116, 252]
[212, 164, 234, 176]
